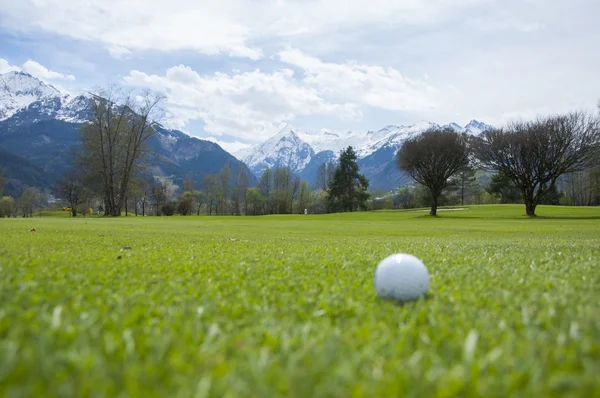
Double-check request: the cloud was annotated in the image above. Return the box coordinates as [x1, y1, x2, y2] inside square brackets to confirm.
[204, 137, 250, 154]
[280, 48, 438, 112]
[107, 45, 132, 59]
[123, 50, 437, 142]
[0, 0, 262, 60]
[521, 22, 545, 33]
[0, 0, 486, 60]
[0, 58, 20, 74]
[22, 60, 75, 81]
[124, 63, 361, 142]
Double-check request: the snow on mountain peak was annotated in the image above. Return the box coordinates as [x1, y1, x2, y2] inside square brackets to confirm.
[0, 71, 92, 123]
[0, 71, 62, 120]
[242, 126, 315, 174]
[464, 120, 493, 134]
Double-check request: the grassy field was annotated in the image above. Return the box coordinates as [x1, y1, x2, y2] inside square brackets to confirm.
[1, 205, 599, 397]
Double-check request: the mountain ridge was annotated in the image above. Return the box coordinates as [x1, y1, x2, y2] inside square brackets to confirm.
[0, 71, 255, 195]
[237, 119, 494, 190]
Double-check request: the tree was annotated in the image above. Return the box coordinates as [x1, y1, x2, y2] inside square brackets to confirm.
[295, 180, 311, 214]
[177, 191, 196, 215]
[203, 175, 216, 215]
[561, 166, 600, 206]
[53, 170, 90, 217]
[394, 186, 416, 209]
[232, 167, 250, 216]
[486, 171, 522, 204]
[257, 168, 273, 214]
[474, 111, 600, 216]
[151, 179, 169, 216]
[451, 167, 477, 206]
[327, 146, 370, 212]
[245, 188, 263, 216]
[136, 178, 152, 216]
[18, 187, 40, 217]
[78, 87, 165, 216]
[183, 175, 195, 193]
[216, 164, 231, 215]
[396, 128, 470, 216]
[0, 196, 15, 218]
[316, 162, 336, 190]
[273, 166, 296, 214]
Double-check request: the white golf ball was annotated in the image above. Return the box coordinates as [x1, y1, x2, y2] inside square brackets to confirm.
[374, 253, 430, 302]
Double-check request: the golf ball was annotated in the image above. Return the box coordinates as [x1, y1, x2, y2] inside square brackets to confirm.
[374, 253, 430, 302]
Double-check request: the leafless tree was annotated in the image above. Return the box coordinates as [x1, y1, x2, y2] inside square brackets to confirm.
[151, 179, 169, 216]
[53, 170, 91, 217]
[396, 127, 470, 216]
[204, 174, 216, 215]
[78, 86, 165, 216]
[474, 111, 600, 216]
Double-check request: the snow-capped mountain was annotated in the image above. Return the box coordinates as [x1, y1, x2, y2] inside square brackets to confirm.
[0, 71, 93, 124]
[236, 120, 493, 190]
[0, 71, 255, 195]
[240, 126, 315, 176]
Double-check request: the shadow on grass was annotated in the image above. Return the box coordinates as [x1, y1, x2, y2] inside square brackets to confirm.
[413, 214, 600, 220]
[379, 293, 435, 307]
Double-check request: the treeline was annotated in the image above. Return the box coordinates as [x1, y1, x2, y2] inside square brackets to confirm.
[396, 110, 600, 216]
[122, 147, 367, 217]
[1, 87, 598, 219]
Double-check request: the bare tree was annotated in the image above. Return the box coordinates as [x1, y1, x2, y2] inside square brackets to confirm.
[53, 170, 90, 217]
[257, 168, 273, 214]
[216, 164, 231, 215]
[78, 86, 165, 216]
[474, 111, 600, 216]
[18, 187, 40, 217]
[396, 128, 470, 216]
[204, 175, 216, 215]
[151, 179, 169, 216]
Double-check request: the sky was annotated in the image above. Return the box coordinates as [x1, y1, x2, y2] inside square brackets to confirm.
[0, 0, 599, 153]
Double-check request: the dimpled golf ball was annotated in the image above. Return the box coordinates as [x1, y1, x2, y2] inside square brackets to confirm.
[374, 253, 430, 302]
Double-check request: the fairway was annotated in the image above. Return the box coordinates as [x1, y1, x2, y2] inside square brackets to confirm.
[1, 205, 599, 397]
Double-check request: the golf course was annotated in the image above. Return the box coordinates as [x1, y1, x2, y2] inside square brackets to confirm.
[1, 204, 599, 397]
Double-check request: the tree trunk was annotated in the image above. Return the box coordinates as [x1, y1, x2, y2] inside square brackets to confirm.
[525, 201, 537, 216]
[71, 208, 77, 217]
[523, 188, 537, 217]
[430, 195, 438, 216]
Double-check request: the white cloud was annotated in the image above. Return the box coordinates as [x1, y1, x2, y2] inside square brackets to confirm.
[280, 48, 438, 112]
[22, 60, 75, 81]
[0, 0, 486, 60]
[123, 50, 436, 142]
[204, 137, 250, 154]
[107, 45, 132, 59]
[521, 22, 545, 33]
[124, 63, 361, 142]
[0, 58, 20, 74]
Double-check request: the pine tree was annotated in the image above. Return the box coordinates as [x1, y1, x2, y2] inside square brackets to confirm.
[327, 146, 370, 212]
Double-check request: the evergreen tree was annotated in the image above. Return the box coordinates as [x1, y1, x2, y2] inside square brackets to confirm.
[487, 171, 522, 204]
[327, 146, 370, 212]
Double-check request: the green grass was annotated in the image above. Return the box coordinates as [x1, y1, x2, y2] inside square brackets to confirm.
[1, 205, 599, 397]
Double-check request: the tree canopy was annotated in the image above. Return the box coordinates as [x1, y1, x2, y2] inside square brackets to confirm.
[473, 111, 600, 216]
[327, 146, 370, 212]
[396, 127, 470, 216]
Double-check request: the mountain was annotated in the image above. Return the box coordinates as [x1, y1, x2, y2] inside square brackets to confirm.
[0, 147, 57, 197]
[240, 126, 315, 176]
[238, 120, 493, 190]
[0, 71, 255, 195]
